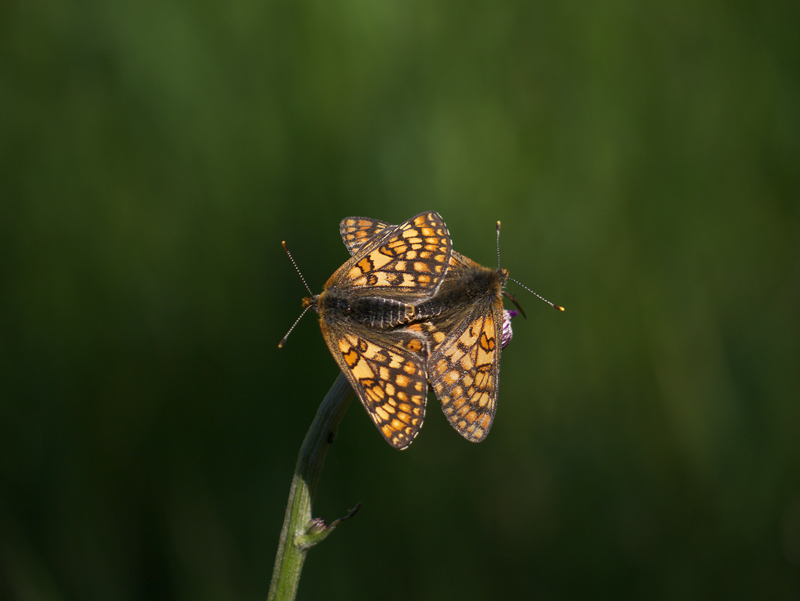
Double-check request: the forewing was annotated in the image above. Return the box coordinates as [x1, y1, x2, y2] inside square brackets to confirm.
[330, 211, 452, 298]
[448, 249, 478, 270]
[340, 217, 390, 255]
[320, 323, 429, 450]
[427, 299, 503, 442]
[340, 217, 466, 269]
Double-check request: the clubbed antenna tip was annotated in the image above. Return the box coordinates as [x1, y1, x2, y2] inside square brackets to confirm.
[509, 277, 564, 312]
[495, 220, 563, 312]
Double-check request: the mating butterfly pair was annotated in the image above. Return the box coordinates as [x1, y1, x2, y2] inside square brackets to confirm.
[281, 212, 562, 450]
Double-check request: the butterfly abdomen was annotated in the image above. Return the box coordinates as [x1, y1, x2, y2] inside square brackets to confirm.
[318, 290, 414, 329]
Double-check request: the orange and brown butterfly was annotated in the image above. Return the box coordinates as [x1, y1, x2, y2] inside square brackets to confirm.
[341, 216, 564, 444]
[280, 211, 454, 449]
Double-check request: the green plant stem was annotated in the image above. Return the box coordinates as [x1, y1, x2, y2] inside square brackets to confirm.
[268, 372, 355, 601]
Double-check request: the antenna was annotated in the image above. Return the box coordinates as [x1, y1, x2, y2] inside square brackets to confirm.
[496, 221, 564, 312]
[282, 241, 313, 295]
[509, 277, 565, 312]
[496, 221, 502, 270]
[278, 241, 316, 348]
[278, 304, 313, 348]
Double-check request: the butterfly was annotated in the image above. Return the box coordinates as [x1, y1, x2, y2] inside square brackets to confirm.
[282, 211, 454, 449]
[341, 216, 563, 444]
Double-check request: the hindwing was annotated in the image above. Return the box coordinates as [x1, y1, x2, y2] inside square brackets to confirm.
[320, 321, 429, 449]
[425, 291, 503, 442]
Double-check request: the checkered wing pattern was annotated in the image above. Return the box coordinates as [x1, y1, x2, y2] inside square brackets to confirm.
[425, 252, 505, 442]
[320, 323, 429, 449]
[340, 217, 390, 255]
[328, 211, 452, 298]
[339, 217, 471, 278]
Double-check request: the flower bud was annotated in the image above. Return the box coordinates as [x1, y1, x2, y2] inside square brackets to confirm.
[501, 309, 519, 349]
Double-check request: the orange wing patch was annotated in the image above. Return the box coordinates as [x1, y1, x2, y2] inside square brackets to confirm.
[322, 328, 429, 449]
[340, 217, 390, 255]
[428, 309, 500, 443]
[336, 212, 452, 295]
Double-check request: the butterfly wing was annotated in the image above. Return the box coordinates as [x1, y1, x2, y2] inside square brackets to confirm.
[426, 299, 502, 442]
[424, 252, 505, 442]
[320, 321, 429, 450]
[340, 217, 391, 255]
[340, 218, 468, 269]
[340, 217, 469, 274]
[333, 211, 452, 299]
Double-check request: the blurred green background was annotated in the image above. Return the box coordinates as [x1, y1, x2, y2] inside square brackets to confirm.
[2, 1, 798, 599]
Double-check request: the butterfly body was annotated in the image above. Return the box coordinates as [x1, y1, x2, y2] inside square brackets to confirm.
[414, 260, 508, 324]
[297, 211, 453, 449]
[305, 291, 415, 330]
